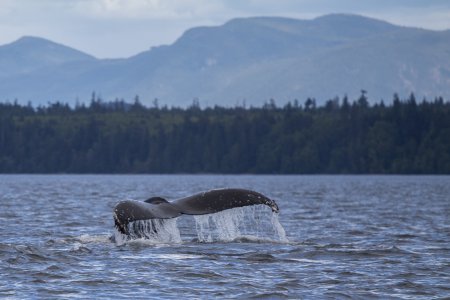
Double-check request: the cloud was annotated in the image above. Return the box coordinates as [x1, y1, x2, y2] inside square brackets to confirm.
[0, 0, 15, 16]
[358, 1, 450, 30]
[71, 0, 228, 20]
[0, 0, 450, 58]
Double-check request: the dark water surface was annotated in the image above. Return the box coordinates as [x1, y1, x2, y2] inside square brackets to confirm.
[0, 175, 449, 299]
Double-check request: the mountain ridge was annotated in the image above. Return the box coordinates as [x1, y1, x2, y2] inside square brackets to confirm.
[0, 36, 96, 79]
[0, 14, 449, 106]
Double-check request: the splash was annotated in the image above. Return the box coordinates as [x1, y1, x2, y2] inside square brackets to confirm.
[114, 218, 181, 246]
[114, 205, 288, 245]
[194, 205, 289, 243]
[271, 212, 288, 243]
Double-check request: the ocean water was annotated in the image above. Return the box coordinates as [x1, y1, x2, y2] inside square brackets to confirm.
[0, 175, 449, 299]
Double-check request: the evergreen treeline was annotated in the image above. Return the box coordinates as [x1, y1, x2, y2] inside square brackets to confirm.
[0, 93, 449, 174]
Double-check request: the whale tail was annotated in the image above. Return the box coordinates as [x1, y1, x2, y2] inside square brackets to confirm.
[113, 188, 279, 235]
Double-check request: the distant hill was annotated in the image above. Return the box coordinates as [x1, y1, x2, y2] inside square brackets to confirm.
[0, 36, 95, 79]
[1, 14, 449, 106]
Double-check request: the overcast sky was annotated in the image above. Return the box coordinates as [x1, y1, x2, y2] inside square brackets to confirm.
[1, 0, 449, 58]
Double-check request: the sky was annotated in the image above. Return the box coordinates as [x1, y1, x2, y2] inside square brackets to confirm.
[1, 0, 449, 58]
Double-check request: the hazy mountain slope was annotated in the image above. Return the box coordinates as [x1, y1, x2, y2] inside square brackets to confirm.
[0, 36, 96, 79]
[0, 14, 449, 106]
[125, 14, 449, 105]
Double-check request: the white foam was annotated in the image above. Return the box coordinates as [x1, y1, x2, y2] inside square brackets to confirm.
[78, 234, 110, 243]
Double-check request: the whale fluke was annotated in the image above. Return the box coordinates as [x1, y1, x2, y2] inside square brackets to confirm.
[113, 188, 279, 235]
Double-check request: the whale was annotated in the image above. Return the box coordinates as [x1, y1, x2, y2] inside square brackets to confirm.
[113, 188, 279, 235]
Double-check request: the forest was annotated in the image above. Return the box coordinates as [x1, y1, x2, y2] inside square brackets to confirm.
[0, 93, 449, 174]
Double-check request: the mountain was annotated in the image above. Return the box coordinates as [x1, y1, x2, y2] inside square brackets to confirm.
[1, 14, 450, 106]
[0, 36, 95, 78]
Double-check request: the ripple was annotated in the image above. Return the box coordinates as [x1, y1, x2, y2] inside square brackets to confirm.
[69, 243, 92, 253]
[241, 253, 277, 263]
[1, 174, 449, 299]
[248, 291, 289, 299]
[120, 253, 204, 260]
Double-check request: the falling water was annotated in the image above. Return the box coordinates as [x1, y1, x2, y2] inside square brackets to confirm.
[194, 205, 288, 243]
[271, 212, 288, 242]
[114, 205, 288, 245]
[114, 218, 182, 245]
